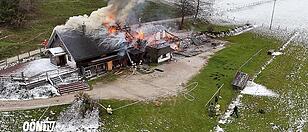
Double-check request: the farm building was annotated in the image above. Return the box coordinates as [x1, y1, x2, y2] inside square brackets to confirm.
[46, 29, 174, 78]
[46, 29, 128, 77]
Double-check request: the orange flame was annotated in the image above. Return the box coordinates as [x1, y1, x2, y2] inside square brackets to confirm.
[108, 26, 117, 34]
[170, 42, 180, 51]
[136, 31, 144, 40]
[103, 15, 116, 33]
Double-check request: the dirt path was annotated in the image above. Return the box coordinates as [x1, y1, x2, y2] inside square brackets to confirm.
[0, 47, 224, 111]
[91, 48, 223, 101]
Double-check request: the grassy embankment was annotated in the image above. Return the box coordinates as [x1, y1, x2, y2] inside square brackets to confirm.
[225, 44, 308, 131]
[141, 1, 179, 22]
[98, 24, 282, 131]
[0, 0, 107, 60]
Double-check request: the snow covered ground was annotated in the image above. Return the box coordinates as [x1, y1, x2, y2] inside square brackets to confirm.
[241, 81, 278, 97]
[206, 0, 308, 45]
[218, 94, 243, 125]
[212, 0, 308, 31]
[0, 82, 59, 100]
[0, 58, 80, 100]
[161, 0, 308, 44]
[55, 100, 102, 132]
[14, 59, 58, 77]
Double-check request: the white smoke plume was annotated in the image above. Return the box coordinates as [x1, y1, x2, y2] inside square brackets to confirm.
[53, 0, 145, 53]
[55, 0, 144, 34]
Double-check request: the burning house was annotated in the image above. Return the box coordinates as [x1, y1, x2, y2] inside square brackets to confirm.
[46, 29, 127, 68]
[46, 28, 131, 78]
[44, 0, 178, 78]
[46, 26, 175, 77]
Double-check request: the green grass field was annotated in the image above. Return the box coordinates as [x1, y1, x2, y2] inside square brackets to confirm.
[225, 45, 308, 131]
[97, 26, 282, 131]
[141, 1, 179, 22]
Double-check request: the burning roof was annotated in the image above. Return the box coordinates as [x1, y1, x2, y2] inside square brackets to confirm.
[47, 0, 182, 64]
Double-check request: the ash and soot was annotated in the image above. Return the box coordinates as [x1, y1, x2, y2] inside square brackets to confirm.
[54, 0, 147, 55]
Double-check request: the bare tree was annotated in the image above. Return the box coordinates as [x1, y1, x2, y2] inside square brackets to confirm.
[176, 0, 195, 30]
[194, 0, 201, 21]
[75, 92, 97, 118]
[193, 0, 215, 23]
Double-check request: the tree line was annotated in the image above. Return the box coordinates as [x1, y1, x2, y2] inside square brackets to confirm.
[0, 0, 36, 27]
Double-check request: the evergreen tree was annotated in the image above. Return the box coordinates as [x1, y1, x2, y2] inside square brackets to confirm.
[0, 0, 35, 27]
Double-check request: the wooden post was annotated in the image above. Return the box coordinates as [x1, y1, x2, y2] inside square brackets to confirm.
[28, 51, 31, 57]
[21, 72, 25, 82]
[17, 55, 20, 62]
[5, 58, 7, 66]
[269, 0, 277, 30]
[46, 72, 49, 80]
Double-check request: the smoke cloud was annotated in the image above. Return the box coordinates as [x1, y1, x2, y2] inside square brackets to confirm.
[55, 0, 144, 34]
[53, 0, 145, 53]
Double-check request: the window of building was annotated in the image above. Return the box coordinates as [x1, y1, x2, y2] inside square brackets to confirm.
[68, 55, 72, 61]
[162, 54, 167, 59]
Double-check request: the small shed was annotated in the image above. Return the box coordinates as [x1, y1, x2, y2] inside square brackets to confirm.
[231, 71, 250, 90]
[47, 47, 67, 66]
[145, 43, 173, 63]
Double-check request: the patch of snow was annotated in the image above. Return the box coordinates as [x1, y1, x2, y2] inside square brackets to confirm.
[55, 100, 102, 132]
[253, 33, 297, 79]
[276, 91, 308, 132]
[218, 95, 243, 124]
[241, 81, 278, 97]
[0, 82, 59, 100]
[48, 47, 66, 56]
[214, 125, 224, 132]
[272, 52, 283, 56]
[16, 59, 58, 77]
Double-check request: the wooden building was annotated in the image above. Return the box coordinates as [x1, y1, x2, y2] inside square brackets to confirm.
[47, 47, 67, 66]
[46, 29, 174, 78]
[231, 71, 250, 90]
[46, 30, 127, 77]
[145, 43, 173, 63]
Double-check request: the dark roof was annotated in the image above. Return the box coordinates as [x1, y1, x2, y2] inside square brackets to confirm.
[128, 48, 144, 55]
[146, 43, 173, 57]
[48, 30, 103, 62]
[91, 54, 119, 64]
